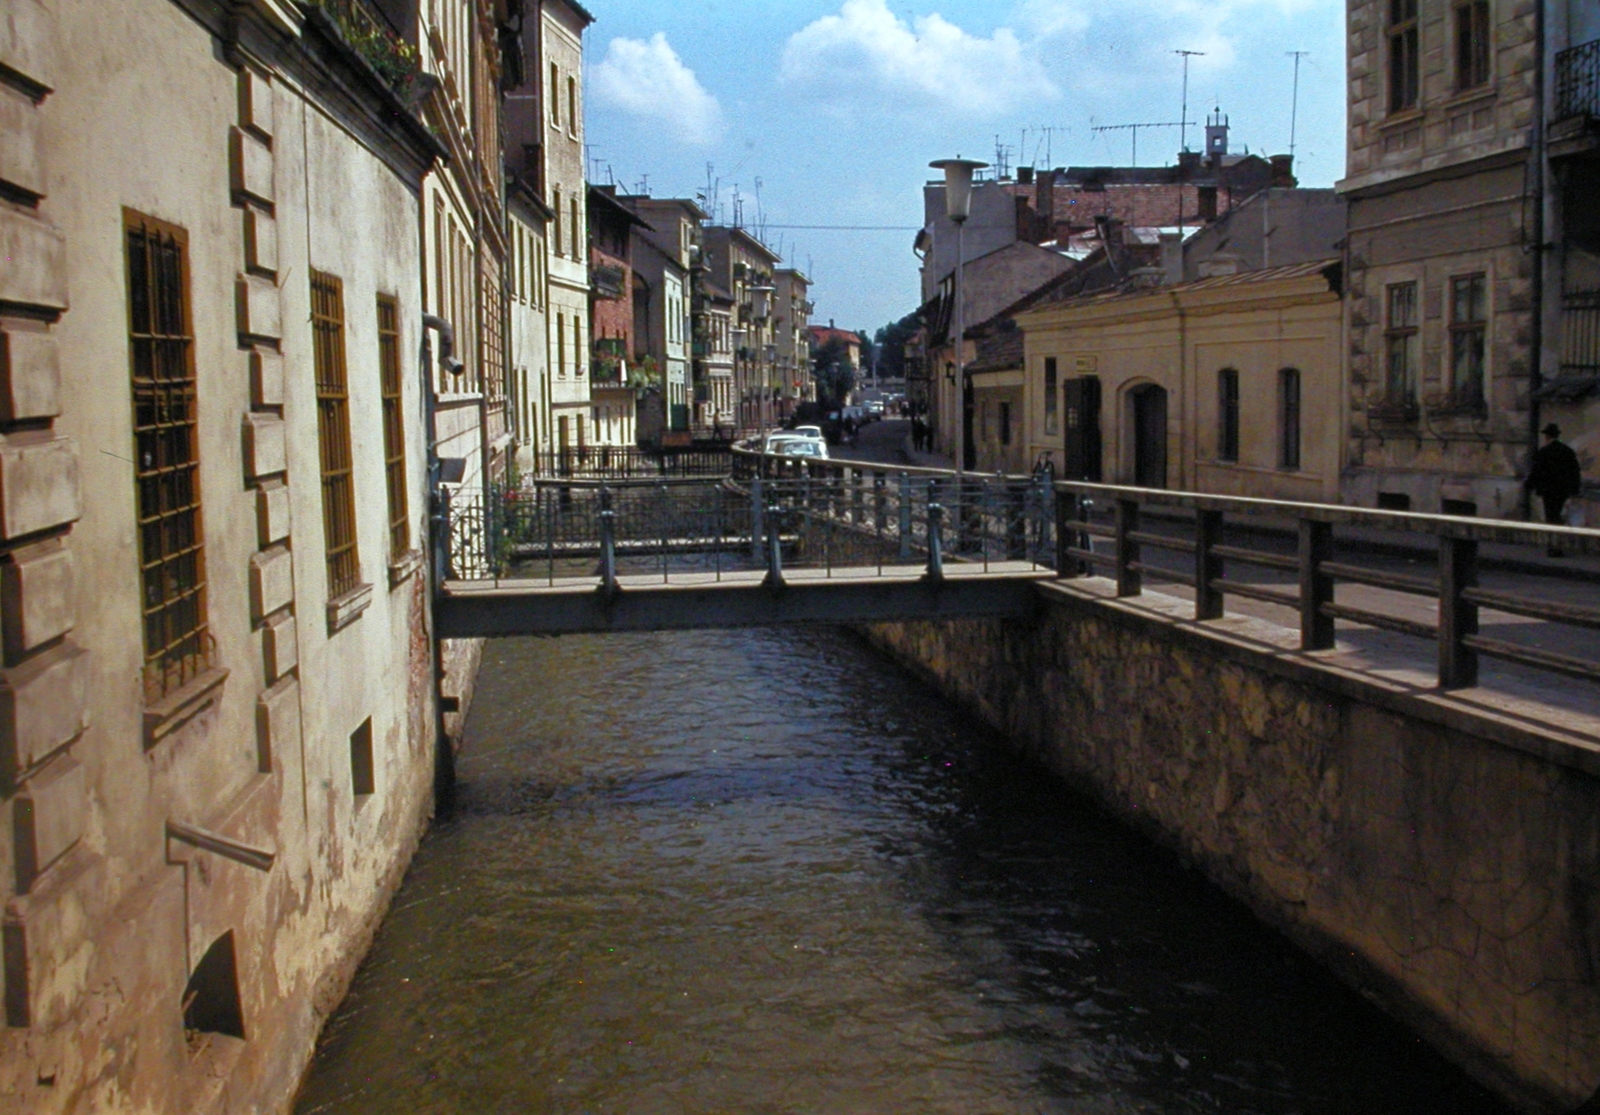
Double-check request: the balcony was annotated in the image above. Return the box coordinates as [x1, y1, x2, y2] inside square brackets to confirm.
[591, 264, 626, 300]
[306, 0, 420, 94]
[1556, 39, 1600, 122]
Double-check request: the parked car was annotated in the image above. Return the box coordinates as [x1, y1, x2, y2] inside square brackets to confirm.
[764, 433, 829, 459]
[793, 425, 824, 440]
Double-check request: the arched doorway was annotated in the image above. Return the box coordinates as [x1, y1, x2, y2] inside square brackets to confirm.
[1129, 384, 1168, 488]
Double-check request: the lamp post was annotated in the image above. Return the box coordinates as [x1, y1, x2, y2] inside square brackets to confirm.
[930, 157, 987, 477]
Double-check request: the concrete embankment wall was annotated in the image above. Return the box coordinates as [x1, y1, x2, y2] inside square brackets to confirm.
[860, 583, 1600, 1114]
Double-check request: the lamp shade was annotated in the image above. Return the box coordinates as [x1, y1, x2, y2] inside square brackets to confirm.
[929, 157, 988, 223]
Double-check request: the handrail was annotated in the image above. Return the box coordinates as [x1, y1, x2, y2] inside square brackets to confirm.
[1051, 480, 1600, 691]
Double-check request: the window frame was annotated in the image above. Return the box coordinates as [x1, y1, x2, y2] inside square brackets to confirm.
[1449, 272, 1488, 408]
[1388, 0, 1420, 114]
[310, 269, 362, 602]
[549, 62, 560, 127]
[1278, 367, 1302, 471]
[1455, 0, 1492, 92]
[1043, 356, 1059, 436]
[1217, 367, 1240, 462]
[124, 209, 213, 705]
[376, 294, 410, 560]
[1384, 281, 1420, 409]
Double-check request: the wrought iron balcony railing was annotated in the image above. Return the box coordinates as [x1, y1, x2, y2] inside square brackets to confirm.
[1556, 38, 1600, 121]
[308, 0, 420, 93]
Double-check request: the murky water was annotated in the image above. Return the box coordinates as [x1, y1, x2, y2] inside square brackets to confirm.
[295, 627, 1508, 1114]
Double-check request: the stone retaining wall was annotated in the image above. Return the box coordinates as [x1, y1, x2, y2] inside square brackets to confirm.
[861, 583, 1600, 1113]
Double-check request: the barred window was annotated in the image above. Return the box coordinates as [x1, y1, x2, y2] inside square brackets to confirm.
[125, 211, 211, 702]
[1385, 282, 1419, 406]
[311, 270, 361, 599]
[1389, 0, 1420, 112]
[377, 295, 409, 558]
[1217, 367, 1240, 462]
[1043, 357, 1058, 436]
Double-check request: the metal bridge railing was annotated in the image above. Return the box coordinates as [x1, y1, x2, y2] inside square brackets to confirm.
[1054, 481, 1600, 691]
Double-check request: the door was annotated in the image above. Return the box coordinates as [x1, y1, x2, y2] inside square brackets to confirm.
[1062, 376, 1102, 481]
[1131, 384, 1167, 488]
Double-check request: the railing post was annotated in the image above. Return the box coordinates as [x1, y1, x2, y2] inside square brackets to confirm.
[925, 502, 945, 581]
[1114, 498, 1140, 597]
[763, 503, 785, 589]
[1298, 518, 1335, 650]
[749, 475, 764, 564]
[597, 497, 618, 597]
[898, 473, 913, 561]
[1195, 508, 1224, 620]
[1438, 534, 1480, 689]
[1054, 488, 1072, 576]
[873, 471, 887, 535]
[851, 467, 865, 526]
[1006, 480, 1028, 561]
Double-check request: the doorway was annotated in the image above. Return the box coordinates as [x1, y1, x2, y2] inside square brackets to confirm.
[1062, 376, 1102, 481]
[1129, 384, 1167, 488]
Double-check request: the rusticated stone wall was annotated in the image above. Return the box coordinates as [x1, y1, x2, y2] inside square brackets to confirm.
[861, 584, 1600, 1114]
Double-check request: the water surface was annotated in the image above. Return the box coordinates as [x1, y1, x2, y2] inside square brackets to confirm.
[295, 627, 1507, 1114]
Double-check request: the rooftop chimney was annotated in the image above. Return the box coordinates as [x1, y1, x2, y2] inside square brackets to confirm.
[1159, 231, 1184, 285]
[1035, 168, 1056, 232]
[1018, 166, 1034, 185]
[1269, 154, 1296, 188]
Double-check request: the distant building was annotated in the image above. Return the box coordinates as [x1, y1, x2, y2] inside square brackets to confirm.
[587, 185, 646, 447]
[626, 196, 705, 435]
[701, 226, 783, 432]
[774, 269, 815, 406]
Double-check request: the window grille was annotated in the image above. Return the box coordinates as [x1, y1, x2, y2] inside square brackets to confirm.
[1455, 0, 1491, 90]
[377, 295, 409, 558]
[1384, 282, 1419, 408]
[1389, 0, 1420, 112]
[311, 270, 361, 599]
[1278, 368, 1302, 470]
[125, 212, 211, 702]
[1449, 273, 1487, 407]
[1217, 368, 1240, 462]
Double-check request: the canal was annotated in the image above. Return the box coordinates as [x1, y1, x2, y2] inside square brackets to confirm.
[294, 627, 1509, 1114]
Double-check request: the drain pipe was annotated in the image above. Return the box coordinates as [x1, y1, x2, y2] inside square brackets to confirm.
[422, 313, 463, 815]
[1525, 0, 1547, 519]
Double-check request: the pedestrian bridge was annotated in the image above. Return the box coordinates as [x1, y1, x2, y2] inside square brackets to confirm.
[433, 447, 1600, 699]
[435, 450, 1059, 636]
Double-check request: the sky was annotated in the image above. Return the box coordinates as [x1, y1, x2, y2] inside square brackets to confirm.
[581, 0, 1348, 337]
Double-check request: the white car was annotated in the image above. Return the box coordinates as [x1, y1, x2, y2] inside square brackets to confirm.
[792, 425, 824, 440]
[764, 433, 829, 459]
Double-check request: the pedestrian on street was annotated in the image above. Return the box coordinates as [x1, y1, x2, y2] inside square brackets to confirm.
[1525, 422, 1583, 556]
[1031, 449, 1056, 484]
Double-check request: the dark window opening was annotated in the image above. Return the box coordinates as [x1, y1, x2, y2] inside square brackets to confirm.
[1441, 498, 1478, 516]
[1385, 282, 1419, 408]
[350, 718, 375, 797]
[1389, 0, 1420, 112]
[1455, 0, 1491, 90]
[183, 931, 244, 1042]
[1377, 491, 1412, 511]
[1043, 357, 1058, 435]
[1217, 368, 1240, 462]
[1278, 368, 1301, 470]
[999, 401, 1012, 446]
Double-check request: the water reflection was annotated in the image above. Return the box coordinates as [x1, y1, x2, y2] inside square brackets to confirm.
[295, 627, 1507, 1114]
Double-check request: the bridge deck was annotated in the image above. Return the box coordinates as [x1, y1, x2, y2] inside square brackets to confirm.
[436, 562, 1054, 637]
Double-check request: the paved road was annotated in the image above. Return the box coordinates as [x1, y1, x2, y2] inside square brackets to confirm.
[834, 418, 953, 470]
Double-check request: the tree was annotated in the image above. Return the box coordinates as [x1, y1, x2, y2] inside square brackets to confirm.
[810, 336, 857, 408]
[872, 312, 920, 381]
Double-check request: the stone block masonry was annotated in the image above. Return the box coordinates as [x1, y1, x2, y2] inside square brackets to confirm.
[861, 582, 1600, 1114]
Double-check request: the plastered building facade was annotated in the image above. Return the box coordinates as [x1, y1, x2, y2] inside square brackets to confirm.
[0, 0, 481, 1109]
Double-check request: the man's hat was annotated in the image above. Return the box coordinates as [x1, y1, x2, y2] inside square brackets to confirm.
[1543, 423, 1561, 438]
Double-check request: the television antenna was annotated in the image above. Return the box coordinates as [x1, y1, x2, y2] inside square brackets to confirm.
[1089, 121, 1183, 167]
[1286, 50, 1309, 159]
[1174, 49, 1205, 153]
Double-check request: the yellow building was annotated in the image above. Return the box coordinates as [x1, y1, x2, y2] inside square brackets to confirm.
[1017, 261, 1345, 501]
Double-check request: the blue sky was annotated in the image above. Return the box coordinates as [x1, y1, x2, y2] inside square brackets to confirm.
[582, 0, 1347, 335]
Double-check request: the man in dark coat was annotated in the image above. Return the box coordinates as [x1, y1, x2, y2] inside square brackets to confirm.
[1526, 422, 1583, 554]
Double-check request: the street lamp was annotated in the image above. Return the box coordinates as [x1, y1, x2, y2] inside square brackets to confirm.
[930, 157, 987, 476]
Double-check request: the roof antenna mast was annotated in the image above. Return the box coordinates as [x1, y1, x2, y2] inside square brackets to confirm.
[1286, 51, 1309, 160]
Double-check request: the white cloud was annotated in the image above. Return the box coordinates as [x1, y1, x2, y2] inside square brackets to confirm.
[780, 0, 1059, 118]
[592, 33, 723, 146]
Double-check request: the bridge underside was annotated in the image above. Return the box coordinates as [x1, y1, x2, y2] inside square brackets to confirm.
[435, 566, 1054, 637]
